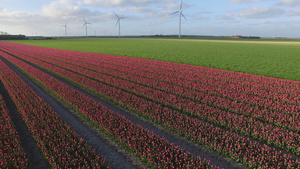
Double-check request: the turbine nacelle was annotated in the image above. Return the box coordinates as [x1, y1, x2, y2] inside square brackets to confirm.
[170, 0, 187, 38]
[62, 21, 69, 36]
[82, 17, 91, 37]
[114, 11, 126, 37]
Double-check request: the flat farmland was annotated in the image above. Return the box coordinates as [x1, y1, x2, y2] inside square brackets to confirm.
[10, 38, 300, 81]
[1, 39, 300, 168]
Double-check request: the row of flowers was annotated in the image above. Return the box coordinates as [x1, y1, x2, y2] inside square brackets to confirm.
[0, 58, 110, 168]
[10, 49, 300, 156]
[4, 43, 300, 116]
[0, 92, 29, 168]
[2, 42, 299, 168]
[40, 50, 300, 111]
[30, 52, 300, 128]
[3, 42, 300, 103]
[7, 44, 299, 119]
[37, 45, 300, 103]
[0, 47, 217, 169]
[24, 42, 300, 92]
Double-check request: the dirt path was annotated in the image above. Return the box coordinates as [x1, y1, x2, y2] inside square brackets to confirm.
[3, 53, 246, 169]
[0, 56, 142, 169]
[0, 78, 50, 169]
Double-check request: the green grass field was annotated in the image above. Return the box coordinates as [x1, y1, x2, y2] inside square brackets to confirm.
[8, 38, 300, 81]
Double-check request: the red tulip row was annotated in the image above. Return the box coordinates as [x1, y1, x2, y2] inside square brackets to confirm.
[42, 51, 300, 113]
[2, 42, 300, 100]
[5, 43, 299, 119]
[0, 93, 29, 168]
[8, 49, 300, 155]
[2, 43, 299, 168]
[0, 49, 217, 169]
[22, 51, 300, 128]
[3, 43, 300, 111]
[0, 59, 110, 168]
[31, 46, 300, 105]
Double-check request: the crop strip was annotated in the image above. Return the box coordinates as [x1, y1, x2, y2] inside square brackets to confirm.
[11, 48, 245, 169]
[6, 47, 300, 156]
[24, 51, 300, 131]
[1, 42, 298, 166]
[0, 56, 143, 169]
[2, 42, 300, 100]
[0, 86, 30, 168]
[0, 48, 217, 169]
[0, 58, 110, 168]
[2, 43, 300, 110]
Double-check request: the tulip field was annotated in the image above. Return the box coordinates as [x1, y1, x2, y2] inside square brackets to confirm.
[0, 40, 300, 168]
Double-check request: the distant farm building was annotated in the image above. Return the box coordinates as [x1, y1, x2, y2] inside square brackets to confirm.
[0, 35, 27, 40]
[230, 35, 261, 39]
[230, 35, 244, 39]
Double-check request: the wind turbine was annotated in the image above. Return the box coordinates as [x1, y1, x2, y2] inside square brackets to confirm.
[114, 11, 126, 37]
[62, 21, 69, 36]
[82, 17, 91, 37]
[170, 0, 187, 38]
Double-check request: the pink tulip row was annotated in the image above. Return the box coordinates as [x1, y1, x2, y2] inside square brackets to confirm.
[1, 49, 217, 169]
[2, 42, 300, 97]
[8, 50, 300, 155]
[2, 43, 299, 168]
[21, 51, 300, 129]
[81, 55, 300, 103]
[0, 93, 29, 168]
[42, 51, 300, 113]
[0, 59, 110, 168]
[28, 45, 300, 105]
[18, 42, 300, 92]
[5, 43, 299, 119]
[3, 43, 300, 112]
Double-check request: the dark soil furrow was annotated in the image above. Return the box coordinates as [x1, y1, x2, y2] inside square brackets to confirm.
[2, 50, 245, 169]
[0, 77, 50, 169]
[0, 56, 141, 169]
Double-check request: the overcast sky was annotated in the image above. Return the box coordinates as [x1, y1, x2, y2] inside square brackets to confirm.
[1, 0, 300, 37]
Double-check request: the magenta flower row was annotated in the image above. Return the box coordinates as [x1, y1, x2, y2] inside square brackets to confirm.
[0, 93, 29, 168]
[6, 44, 300, 156]
[0, 59, 109, 168]
[4, 42, 299, 105]
[0, 46, 217, 168]
[1, 42, 299, 168]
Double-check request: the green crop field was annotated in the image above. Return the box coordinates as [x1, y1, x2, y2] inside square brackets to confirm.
[8, 38, 300, 81]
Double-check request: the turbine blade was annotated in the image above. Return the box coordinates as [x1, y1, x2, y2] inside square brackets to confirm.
[180, 0, 183, 10]
[181, 13, 187, 20]
[82, 23, 86, 28]
[170, 11, 179, 15]
[116, 19, 120, 26]
[114, 11, 119, 18]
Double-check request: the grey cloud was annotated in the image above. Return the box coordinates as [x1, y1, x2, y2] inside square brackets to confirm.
[278, 0, 300, 7]
[239, 6, 285, 19]
[288, 7, 300, 16]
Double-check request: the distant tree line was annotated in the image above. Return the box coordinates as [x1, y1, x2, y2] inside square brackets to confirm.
[0, 31, 9, 35]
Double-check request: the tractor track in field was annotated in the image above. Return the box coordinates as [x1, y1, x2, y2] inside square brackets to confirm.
[0, 51, 246, 169]
[0, 56, 142, 169]
[0, 79, 50, 169]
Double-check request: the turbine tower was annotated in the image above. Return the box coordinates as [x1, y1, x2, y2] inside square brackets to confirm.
[114, 11, 126, 37]
[170, 0, 187, 38]
[82, 17, 91, 37]
[62, 21, 69, 36]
